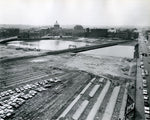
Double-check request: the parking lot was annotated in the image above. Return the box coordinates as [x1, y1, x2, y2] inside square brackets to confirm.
[0, 57, 94, 120]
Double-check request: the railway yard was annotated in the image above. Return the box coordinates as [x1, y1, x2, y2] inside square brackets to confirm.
[0, 44, 136, 120]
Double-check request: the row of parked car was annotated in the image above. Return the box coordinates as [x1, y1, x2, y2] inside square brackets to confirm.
[0, 77, 61, 120]
[0, 77, 61, 99]
[140, 60, 150, 119]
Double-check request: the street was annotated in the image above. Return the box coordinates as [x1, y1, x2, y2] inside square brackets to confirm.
[136, 31, 150, 120]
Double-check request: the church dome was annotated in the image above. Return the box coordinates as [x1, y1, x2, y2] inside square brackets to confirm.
[54, 21, 60, 27]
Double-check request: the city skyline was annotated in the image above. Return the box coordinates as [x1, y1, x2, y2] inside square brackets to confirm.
[0, 0, 150, 27]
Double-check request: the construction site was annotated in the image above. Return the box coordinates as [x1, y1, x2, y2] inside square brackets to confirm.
[0, 38, 136, 120]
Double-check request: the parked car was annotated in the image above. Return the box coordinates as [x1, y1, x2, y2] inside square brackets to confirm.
[143, 89, 148, 95]
[140, 61, 144, 65]
[37, 87, 46, 91]
[29, 90, 37, 96]
[145, 107, 150, 111]
[44, 84, 52, 88]
[11, 102, 19, 108]
[144, 99, 149, 106]
[5, 91, 9, 96]
[143, 79, 147, 84]
[0, 112, 6, 119]
[0, 93, 5, 97]
[7, 90, 15, 94]
[21, 95, 29, 100]
[34, 82, 39, 86]
[145, 70, 149, 76]
[145, 109, 150, 114]
[140, 65, 144, 69]
[19, 87, 24, 91]
[48, 77, 61, 83]
[144, 95, 149, 100]
[15, 88, 21, 93]
[142, 72, 145, 77]
[143, 83, 147, 87]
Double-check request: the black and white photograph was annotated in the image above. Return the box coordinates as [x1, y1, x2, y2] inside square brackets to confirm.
[0, 0, 150, 120]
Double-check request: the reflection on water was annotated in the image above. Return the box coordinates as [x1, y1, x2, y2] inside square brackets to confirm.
[81, 45, 134, 58]
[7, 40, 88, 50]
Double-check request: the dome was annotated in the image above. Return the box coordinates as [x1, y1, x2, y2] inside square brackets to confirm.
[54, 21, 60, 29]
[74, 25, 84, 30]
[54, 21, 59, 26]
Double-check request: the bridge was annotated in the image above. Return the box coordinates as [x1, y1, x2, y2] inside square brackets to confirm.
[0, 36, 18, 43]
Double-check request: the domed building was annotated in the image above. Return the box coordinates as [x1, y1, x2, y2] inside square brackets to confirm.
[73, 25, 85, 37]
[50, 21, 62, 36]
[74, 25, 84, 30]
[54, 21, 60, 30]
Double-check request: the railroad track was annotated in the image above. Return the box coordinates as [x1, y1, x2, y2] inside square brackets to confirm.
[56, 77, 126, 120]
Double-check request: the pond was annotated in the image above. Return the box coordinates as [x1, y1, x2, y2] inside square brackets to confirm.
[7, 40, 134, 58]
[7, 40, 89, 51]
[81, 45, 134, 58]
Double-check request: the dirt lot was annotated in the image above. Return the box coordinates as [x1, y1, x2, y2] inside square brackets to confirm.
[0, 44, 136, 120]
[0, 44, 47, 61]
[65, 53, 136, 79]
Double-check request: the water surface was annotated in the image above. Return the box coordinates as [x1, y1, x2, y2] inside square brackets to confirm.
[7, 40, 89, 50]
[81, 45, 134, 58]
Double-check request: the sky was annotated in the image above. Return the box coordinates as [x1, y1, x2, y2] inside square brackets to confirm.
[0, 0, 150, 27]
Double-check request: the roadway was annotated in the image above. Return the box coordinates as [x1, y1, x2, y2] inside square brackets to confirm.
[136, 31, 150, 120]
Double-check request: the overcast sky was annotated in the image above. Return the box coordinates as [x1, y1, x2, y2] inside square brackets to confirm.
[0, 0, 150, 27]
